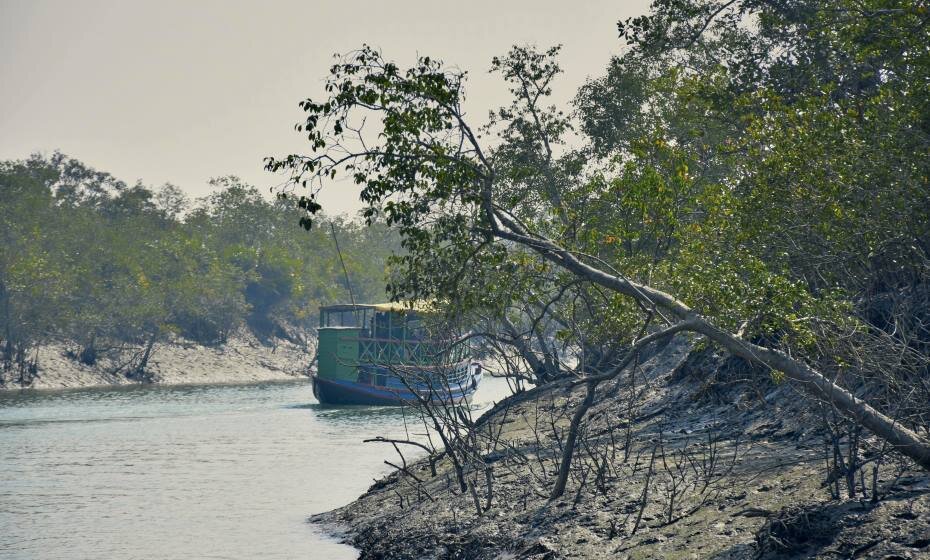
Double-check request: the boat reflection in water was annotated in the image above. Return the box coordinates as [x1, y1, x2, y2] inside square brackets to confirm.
[312, 302, 482, 406]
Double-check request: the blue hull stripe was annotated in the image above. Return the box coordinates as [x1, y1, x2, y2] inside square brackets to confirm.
[313, 375, 477, 406]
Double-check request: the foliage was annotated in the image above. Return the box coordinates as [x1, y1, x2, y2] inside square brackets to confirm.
[0, 154, 398, 376]
[267, 0, 930, 452]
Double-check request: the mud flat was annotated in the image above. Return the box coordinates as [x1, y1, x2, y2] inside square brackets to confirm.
[0, 332, 313, 391]
[315, 337, 930, 559]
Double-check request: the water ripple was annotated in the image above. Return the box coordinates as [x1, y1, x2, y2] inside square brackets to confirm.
[0, 377, 511, 559]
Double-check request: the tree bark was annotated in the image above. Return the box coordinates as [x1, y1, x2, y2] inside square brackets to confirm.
[1, 280, 12, 366]
[132, 333, 157, 382]
[79, 333, 97, 365]
[550, 381, 596, 499]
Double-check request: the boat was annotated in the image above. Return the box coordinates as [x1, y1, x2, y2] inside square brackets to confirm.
[312, 302, 482, 406]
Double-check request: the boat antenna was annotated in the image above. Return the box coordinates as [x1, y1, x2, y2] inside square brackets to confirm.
[330, 222, 357, 307]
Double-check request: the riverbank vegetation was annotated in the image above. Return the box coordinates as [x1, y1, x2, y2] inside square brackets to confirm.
[0, 154, 398, 386]
[269, 0, 930, 556]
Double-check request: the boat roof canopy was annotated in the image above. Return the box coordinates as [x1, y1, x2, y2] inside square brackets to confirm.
[320, 301, 438, 315]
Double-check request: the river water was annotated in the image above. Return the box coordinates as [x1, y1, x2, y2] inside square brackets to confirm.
[0, 377, 511, 559]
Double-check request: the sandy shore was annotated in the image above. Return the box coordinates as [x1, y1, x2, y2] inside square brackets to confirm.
[0, 332, 314, 391]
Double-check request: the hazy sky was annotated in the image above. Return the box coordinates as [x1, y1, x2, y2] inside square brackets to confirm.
[1, 0, 650, 215]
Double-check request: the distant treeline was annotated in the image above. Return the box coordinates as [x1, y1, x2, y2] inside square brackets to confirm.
[0, 153, 398, 377]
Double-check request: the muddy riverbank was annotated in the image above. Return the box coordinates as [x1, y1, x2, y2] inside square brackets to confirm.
[0, 332, 312, 391]
[315, 336, 930, 559]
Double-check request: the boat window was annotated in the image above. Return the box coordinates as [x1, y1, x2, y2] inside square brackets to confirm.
[374, 312, 390, 339]
[321, 308, 370, 328]
[391, 316, 405, 340]
[371, 311, 423, 340]
[405, 317, 424, 340]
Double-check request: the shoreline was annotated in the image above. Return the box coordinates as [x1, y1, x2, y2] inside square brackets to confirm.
[1, 332, 314, 391]
[314, 337, 930, 559]
[1, 362, 364, 560]
[1, 376, 310, 394]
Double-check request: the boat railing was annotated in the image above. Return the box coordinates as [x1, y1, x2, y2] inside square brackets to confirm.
[358, 360, 473, 393]
[350, 336, 468, 366]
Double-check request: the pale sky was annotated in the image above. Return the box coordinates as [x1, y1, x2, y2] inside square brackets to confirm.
[1, 0, 650, 215]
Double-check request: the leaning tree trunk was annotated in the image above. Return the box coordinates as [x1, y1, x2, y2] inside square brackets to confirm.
[79, 333, 97, 366]
[1, 280, 12, 368]
[550, 382, 596, 499]
[490, 209, 930, 471]
[549, 322, 694, 499]
[132, 333, 157, 382]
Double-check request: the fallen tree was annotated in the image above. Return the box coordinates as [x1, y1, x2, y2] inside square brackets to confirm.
[486, 210, 930, 478]
[266, 5, 930, 471]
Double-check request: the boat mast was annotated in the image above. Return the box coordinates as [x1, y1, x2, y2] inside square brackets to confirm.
[330, 222, 357, 308]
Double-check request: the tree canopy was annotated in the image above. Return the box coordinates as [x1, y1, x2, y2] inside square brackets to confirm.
[0, 153, 399, 380]
[267, 0, 930, 469]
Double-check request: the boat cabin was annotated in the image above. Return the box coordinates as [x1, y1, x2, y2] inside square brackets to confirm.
[313, 302, 480, 405]
[319, 302, 425, 342]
